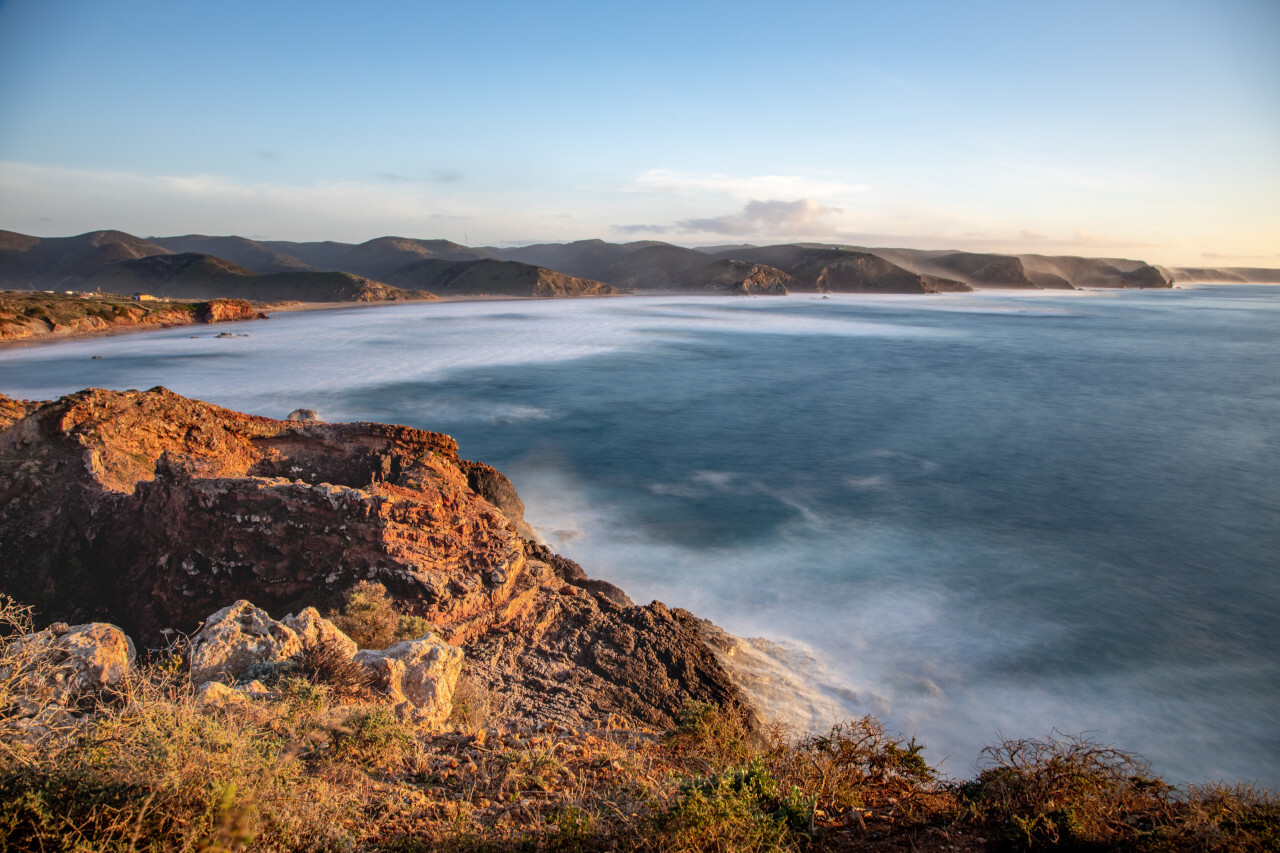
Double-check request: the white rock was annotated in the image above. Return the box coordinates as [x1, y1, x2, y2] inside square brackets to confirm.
[282, 607, 358, 659]
[4, 622, 135, 711]
[188, 600, 302, 685]
[355, 633, 463, 727]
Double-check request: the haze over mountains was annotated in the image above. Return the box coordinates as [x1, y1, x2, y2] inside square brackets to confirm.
[2, 229, 1275, 303]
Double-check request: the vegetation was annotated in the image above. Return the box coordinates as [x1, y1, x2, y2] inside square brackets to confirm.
[0, 596, 1276, 851]
[0, 290, 202, 339]
[326, 581, 436, 651]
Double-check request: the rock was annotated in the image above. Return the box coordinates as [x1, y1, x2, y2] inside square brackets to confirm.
[0, 387, 526, 647]
[0, 393, 41, 430]
[355, 633, 464, 726]
[195, 298, 267, 324]
[286, 408, 320, 421]
[463, 546, 747, 731]
[688, 259, 795, 295]
[282, 607, 358, 659]
[810, 253, 969, 294]
[197, 679, 272, 707]
[0, 387, 751, 733]
[4, 622, 136, 712]
[461, 459, 536, 540]
[188, 600, 302, 685]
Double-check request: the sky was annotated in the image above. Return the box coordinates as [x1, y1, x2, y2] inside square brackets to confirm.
[1, 0, 1277, 267]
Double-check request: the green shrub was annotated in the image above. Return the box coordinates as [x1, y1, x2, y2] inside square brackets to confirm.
[657, 760, 811, 852]
[329, 707, 413, 772]
[664, 701, 754, 768]
[961, 732, 1165, 849]
[327, 581, 434, 650]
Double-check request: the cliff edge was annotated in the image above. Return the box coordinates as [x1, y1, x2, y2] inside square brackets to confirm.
[0, 387, 744, 730]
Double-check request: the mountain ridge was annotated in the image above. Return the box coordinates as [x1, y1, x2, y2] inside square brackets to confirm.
[5, 229, 1274, 302]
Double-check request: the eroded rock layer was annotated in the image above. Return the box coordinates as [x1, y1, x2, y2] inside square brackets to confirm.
[0, 387, 745, 729]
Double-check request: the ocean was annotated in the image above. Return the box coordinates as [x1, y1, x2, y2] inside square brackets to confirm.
[1, 285, 1276, 786]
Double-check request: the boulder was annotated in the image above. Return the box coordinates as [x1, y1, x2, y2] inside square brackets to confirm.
[4, 621, 135, 714]
[355, 634, 463, 726]
[188, 600, 303, 685]
[195, 298, 267, 324]
[286, 408, 320, 421]
[282, 607, 358, 659]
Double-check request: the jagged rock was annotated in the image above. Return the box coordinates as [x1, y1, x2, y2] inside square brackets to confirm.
[4, 621, 136, 713]
[283, 606, 358, 659]
[188, 602, 359, 688]
[195, 298, 267, 324]
[0, 388, 751, 732]
[461, 459, 537, 541]
[689, 259, 794, 295]
[0, 395, 41, 430]
[189, 600, 304, 685]
[355, 634, 464, 726]
[0, 386, 526, 646]
[463, 547, 747, 731]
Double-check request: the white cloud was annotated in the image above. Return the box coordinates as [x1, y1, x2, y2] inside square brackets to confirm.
[0, 161, 473, 241]
[628, 169, 866, 200]
[678, 199, 845, 237]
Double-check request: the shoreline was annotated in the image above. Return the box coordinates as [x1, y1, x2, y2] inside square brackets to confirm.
[1, 283, 1251, 351]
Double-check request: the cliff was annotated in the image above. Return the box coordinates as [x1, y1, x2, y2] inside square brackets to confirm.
[688, 259, 795, 294]
[387, 258, 617, 297]
[0, 292, 265, 342]
[0, 387, 742, 730]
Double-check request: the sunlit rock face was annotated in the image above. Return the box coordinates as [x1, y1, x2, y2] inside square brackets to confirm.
[0, 386, 525, 645]
[0, 387, 748, 731]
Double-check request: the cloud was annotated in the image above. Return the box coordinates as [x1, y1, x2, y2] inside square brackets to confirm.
[612, 223, 671, 235]
[678, 198, 844, 237]
[1202, 250, 1277, 261]
[1067, 229, 1155, 249]
[0, 160, 473, 241]
[377, 169, 463, 183]
[629, 169, 865, 199]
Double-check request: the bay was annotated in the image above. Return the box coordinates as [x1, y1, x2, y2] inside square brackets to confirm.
[2, 285, 1277, 785]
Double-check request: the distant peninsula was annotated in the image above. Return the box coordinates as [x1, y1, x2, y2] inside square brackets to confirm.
[3, 228, 1276, 342]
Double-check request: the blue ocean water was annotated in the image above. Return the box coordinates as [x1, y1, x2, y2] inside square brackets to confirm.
[1, 286, 1277, 785]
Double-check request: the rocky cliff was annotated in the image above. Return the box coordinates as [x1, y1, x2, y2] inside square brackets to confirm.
[688, 259, 795, 294]
[387, 258, 617, 298]
[0, 292, 266, 342]
[0, 388, 743, 729]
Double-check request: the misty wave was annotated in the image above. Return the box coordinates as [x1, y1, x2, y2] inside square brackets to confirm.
[1, 286, 1277, 787]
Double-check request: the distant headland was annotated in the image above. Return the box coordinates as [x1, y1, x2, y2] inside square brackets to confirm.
[3, 228, 1277, 343]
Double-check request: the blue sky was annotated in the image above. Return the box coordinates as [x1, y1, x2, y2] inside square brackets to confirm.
[1, 0, 1276, 265]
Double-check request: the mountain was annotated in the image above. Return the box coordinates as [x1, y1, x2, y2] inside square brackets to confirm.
[0, 230, 174, 289]
[495, 239, 668, 280]
[686, 259, 795, 294]
[708, 245, 972, 293]
[328, 237, 496, 280]
[1163, 266, 1280, 284]
[386, 258, 616, 297]
[150, 234, 315, 274]
[596, 244, 711, 290]
[10, 229, 1270, 302]
[85, 253, 433, 302]
[255, 239, 354, 270]
[1016, 254, 1171, 289]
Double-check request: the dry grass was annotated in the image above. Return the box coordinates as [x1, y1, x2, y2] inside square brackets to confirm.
[1, 594, 1277, 851]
